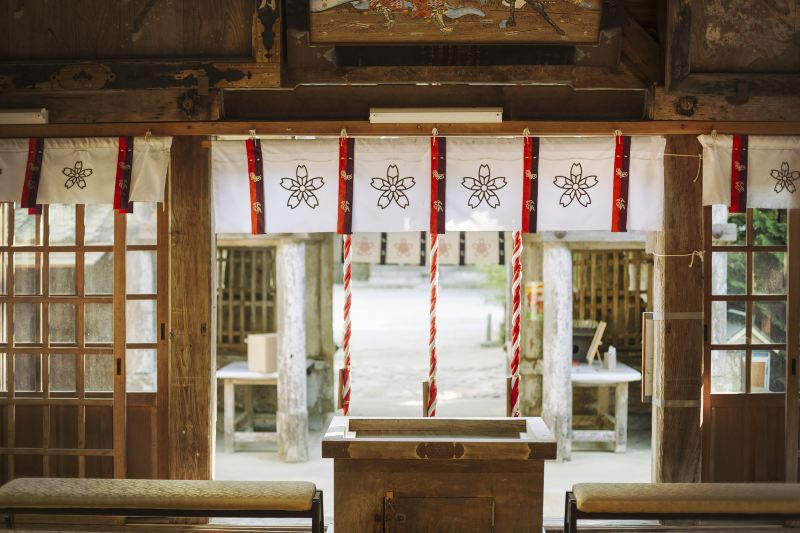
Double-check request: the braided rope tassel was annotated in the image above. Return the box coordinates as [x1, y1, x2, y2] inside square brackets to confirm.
[427, 233, 439, 417]
[341, 234, 353, 416]
[510, 231, 523, 417]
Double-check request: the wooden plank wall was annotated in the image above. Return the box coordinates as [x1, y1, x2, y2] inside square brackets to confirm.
[168, 137, 213, 480]
[572, 250, 653, 354]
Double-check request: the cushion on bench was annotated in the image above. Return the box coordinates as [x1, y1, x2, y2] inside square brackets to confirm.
[573, 483, 800, 515]
[0, 479, 317, 513]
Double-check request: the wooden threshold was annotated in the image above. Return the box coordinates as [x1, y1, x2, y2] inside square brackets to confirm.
[2, 121, 800, 138]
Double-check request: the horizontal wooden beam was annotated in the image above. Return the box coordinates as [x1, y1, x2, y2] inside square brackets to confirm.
[653, 87, 800, 121]
[0, 60, 279, 91]
[2, 120, 800, 138]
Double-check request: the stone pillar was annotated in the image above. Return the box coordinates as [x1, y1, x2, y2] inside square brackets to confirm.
[543, 242, 572, 461]
[521, 234, 544, 416]
[276, 239, 309, 463]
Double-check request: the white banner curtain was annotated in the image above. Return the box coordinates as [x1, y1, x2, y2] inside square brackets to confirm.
[212, 139, 340, 234]
[342, 231, 509, 266]
[0, 137, 171, 205]
[351, 137, 430, 232]
[699, 134, 800, 209]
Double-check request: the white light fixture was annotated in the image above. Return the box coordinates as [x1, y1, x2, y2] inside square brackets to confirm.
[0, 108, 49, 125]
[369, 107, 502, 124]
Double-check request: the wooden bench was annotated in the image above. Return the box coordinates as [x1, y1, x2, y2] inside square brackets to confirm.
[565, 483, 800, 532]
[0, 478, 323, 533]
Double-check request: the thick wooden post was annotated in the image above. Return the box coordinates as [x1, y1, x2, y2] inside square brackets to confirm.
[652, 135, 703, 483]
[168, 136, 214, 480]
[276, 239, 310, 463]
[543, 242, 572, 461]
[521, 235, 544, 416]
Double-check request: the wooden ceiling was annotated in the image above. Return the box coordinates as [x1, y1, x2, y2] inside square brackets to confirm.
[0, 0, 797, 125]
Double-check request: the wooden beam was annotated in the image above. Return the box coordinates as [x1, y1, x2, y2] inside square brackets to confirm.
[3, 120, 800, 138]
[664, 0, 691, 91]
[653, 87, 800, 121]
[0, 90, 221, 123]
[651, 135, 703, 483]
[786, 209, 800, 482]
[0, 60, 279, 91]
[168, 136, 214, 480]
[621, 10, 663, 86]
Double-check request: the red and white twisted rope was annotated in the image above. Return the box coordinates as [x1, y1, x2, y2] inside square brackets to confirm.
[510, 231, 522, 417]
[341, 234, 353, 415]
[427, 233, 439, 417]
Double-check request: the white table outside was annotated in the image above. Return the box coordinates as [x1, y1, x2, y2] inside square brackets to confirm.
[216, 361, 278, 453]
[570, 361, 642, 453]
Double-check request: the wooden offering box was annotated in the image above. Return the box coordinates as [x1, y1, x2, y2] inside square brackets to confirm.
[322, 417, 556, 532]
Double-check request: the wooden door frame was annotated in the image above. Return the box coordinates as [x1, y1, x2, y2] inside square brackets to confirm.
[786, 209, 799, 482]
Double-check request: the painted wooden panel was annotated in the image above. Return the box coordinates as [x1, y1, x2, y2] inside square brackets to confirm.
[689, 0, 800, 73]
[0, 0, 253, 60]
[309, 0, 602, 44]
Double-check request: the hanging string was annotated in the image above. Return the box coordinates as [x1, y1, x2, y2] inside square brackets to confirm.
[509, 231, 523, 417]
[650, 249, 705, 268]
[341, 234, 353, 416]
[662, 152, 703, 182]
[427, 233, 439, 417]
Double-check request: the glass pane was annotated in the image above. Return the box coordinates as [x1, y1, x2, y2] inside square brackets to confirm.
[751, 350, 785, 393]
[752, 209, 787, 246]
[14, 353, 41, 393]
[752, 301, 786, 344]
[13, 205, 41, 245]
[84, 354, 113, 393]
[126, 300, 156, 343]
[753, 252, 786, 295]
[85, 252, 113, 295]
[711, 300, 745, 344]
[126, 349, 156, 392]
[49, 354, 76, 393]
[710, 252, 746, 295]
[48, 205, 76, 245]
[711, 350, 745, 393]
[126, 203, 157, 245]
[14, 303, 40, 343]
[126, 251, 157, 294]
[84, 205, 114, 245]
[14, 252, 41, 295]
[711, 206, 745, 246]
[49, 252, 76, 295]
[49, 303, 76, 344]
[85, 304, 113, 344]
[0, 252, 7, 294]
[0, 353, 6, 393]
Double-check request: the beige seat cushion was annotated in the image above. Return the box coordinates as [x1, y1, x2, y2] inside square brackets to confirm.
[0, 479, 316, 513]
[574, 483, 800, 515]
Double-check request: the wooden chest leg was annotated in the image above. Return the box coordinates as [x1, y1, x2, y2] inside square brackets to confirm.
[614, 382, 628, 453]
[223, 380, 235, 453]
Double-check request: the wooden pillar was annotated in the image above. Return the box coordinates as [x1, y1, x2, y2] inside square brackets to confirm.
[543, 241, 572, 461]
[276, 239, 310, 463]
[168, 136, 214, 480]
[651, 135, 703, 483]
[521, 235, 544, 416]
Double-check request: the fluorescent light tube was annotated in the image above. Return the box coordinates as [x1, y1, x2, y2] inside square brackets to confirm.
[369, 107, 502, 124]
[0, 108, 49, 125]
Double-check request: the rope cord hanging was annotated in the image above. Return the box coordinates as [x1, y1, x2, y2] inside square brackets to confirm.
[509, 230, 523, 417]
[427, 233, 439, 417]
[341, 233, 353, 415]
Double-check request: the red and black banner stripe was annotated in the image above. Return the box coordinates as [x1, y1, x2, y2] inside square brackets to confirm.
[430, 136, 446, 234]
[114, 136, 134, 213]
[521, 136, 539, 233]
[337, 137, 355, 235]
[21, 137, 44, 213]
[245, 138, 266, 234]
[611, 134, 631, 232]
[729, 134, 749, 213]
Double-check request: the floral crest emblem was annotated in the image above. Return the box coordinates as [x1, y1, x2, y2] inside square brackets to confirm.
[252, 201, 263, 214]
[734, 181, 746, 193]
[554, 163, 598, 207]
[370, 164, 415, 209]
[340, 200, 351, 213]
[433, 199, 443, 212]
[279, 165, 325, 209]
[394, 238, 412, 256]
[62, 161, 92, 190]
[525, 199, 535, 212]
[615, 198, 626, 210]
[472, 238, 490, 257]
[462, 164, 507, 209]
[355, 238, 374, 256]
[770, 161, 799, 194]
